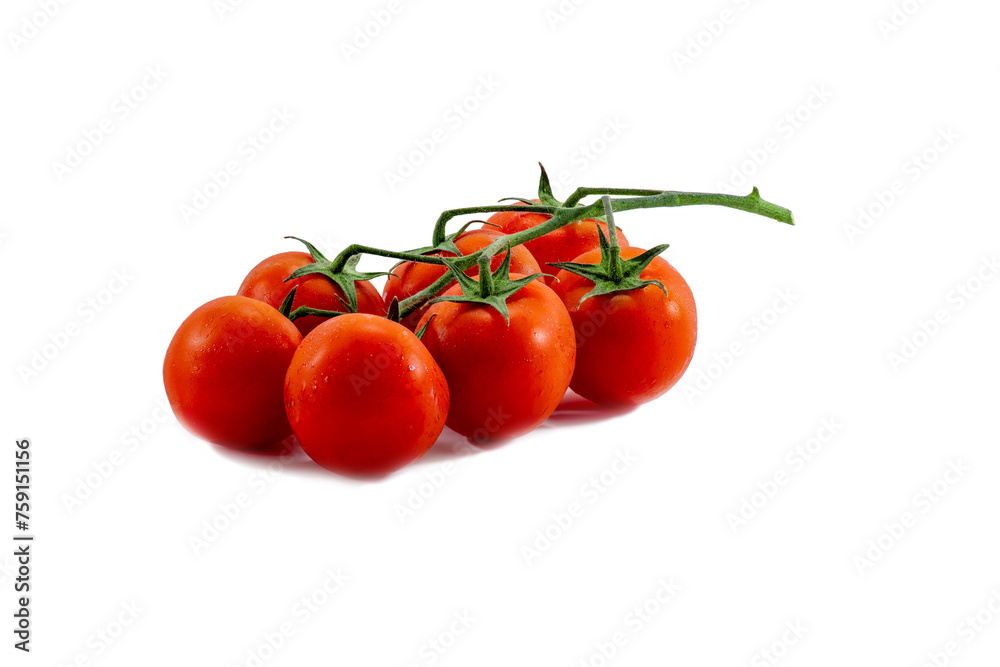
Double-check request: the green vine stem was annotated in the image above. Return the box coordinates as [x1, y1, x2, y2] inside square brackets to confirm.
[304, 175, 793, 321]
[561, 187, 660, 207]
[432, 187, 792, 246]
[430, 205, 562, 246]
[398, 271, 457, 318]
[328, 244, 448, 273]
[287, 305, 349, 322]
[602, 197, 624, 282]
[392, 187, 792, 318]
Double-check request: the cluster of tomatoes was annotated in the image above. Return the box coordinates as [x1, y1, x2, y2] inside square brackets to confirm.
[163, 199, 697, 478]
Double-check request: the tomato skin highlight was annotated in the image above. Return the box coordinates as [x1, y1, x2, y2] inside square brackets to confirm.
[284, 314, 449, 477]
[551, 247, 697, 407]
[383, 228, 541, 331]
[163, 296, 303, 450]
[238, 251, 386, 336]
[416, 277, 576, 442]
[487, 201, 629, 280]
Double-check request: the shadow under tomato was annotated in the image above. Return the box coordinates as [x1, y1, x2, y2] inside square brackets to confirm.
[209, 436, 328, 477]
[206, 390, 634, 482]
[210, 432, 475, 482]
[411, 427, 485, 465]
[541, 390, 636, 426]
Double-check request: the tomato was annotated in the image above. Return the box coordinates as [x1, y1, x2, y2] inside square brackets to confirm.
[163, 296, 302, 450]
[550, 247, 697, 407]
[416, 277, 576, 442]
[284, 314, 449, 477]
[383, 228, 541, 330]
[487, 201, 629, 279]
[238, 251, 386, 337]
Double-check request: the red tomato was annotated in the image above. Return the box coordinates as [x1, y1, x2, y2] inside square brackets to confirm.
[238, 251, 386, 336]
[383, 228, 541, 330]
[550, 247, 697, 407]
[284, 314, 449, 477]
[163, 296, 302, 450]
[416, 277, 576, 442]
[487, 201, 629, 279]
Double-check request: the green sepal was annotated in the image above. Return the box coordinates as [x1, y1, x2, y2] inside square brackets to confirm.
[548, 197, 671, 307]
[287, 236, 328, 262]
[415, 314, 435, 340]
[398, 219, 485, 265]
[550, 241, 671, 306]
[427, 245, 544, 325]
[277, 286, 298, 318]
[386, 297, 401, 324]
[536, 162, 562, 207]
[283, 237, 389, 313]
[498, 197, 539, 206]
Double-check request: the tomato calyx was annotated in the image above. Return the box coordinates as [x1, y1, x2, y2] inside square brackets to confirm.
[535, 162, 563, 208]
[276, 283, 350, 323]
[402, 219, 484, 260]
[387, 296, 434, 338]
[499, 162, 563, 210]
[414, 314, 436, 340]
[428, 245, 545, 324]
[550, 196, 670, 307]
[283, 236, 389, 312]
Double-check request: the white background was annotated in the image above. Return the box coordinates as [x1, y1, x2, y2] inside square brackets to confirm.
[2, 0, 999, 665]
